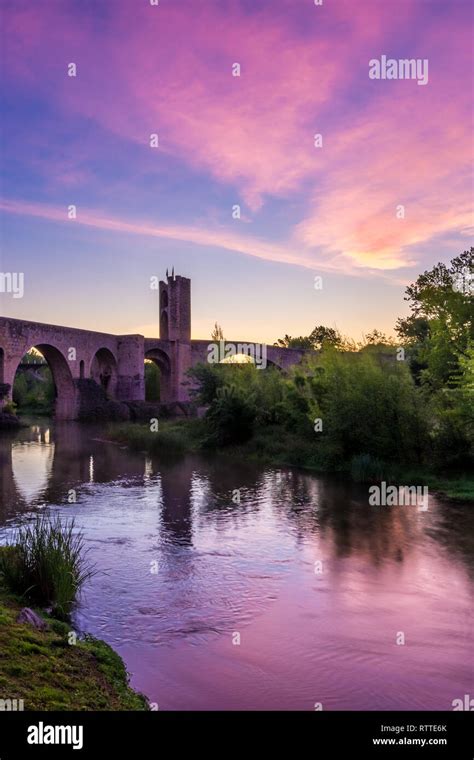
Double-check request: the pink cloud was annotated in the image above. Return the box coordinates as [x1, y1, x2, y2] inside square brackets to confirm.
[294, 18, 473, 269]
[0, 197, 320, 270]
[1, 0, 472, 272]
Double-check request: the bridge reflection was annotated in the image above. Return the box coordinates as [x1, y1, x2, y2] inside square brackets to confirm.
[0, 420, 473, 579]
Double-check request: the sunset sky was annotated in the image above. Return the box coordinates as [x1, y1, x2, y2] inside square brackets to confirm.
[0, 0, 472, 343]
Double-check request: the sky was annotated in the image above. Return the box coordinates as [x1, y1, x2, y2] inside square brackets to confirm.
[0, 0, 472, 343]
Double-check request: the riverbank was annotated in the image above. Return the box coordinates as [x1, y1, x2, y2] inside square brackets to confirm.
[0, 577, 148, 711]
[109, 420, 474, 502]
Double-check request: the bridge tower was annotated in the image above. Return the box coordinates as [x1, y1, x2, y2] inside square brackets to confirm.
[159, 270, 191, 342]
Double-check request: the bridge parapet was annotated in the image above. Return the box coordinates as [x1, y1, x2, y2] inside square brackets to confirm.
[0, 277, 314, 417]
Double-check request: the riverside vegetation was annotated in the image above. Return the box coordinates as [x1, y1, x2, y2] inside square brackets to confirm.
[111, 250, 474, 501]
[0, 515, 148, 710]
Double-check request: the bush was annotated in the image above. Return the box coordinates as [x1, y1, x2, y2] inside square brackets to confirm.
[0, 515, 95, 620]
[12, 367, 55, 414]
[144, 361, 160, 401]
[350, 454, 395, 483]
[2, 400, 17, 415]
[287, 349, 429, 468]
[205, 384, 257, 446]
[110, 422, 189, 455]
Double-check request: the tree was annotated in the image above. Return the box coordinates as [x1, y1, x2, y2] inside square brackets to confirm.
[144, 361, 160, 401]
[274, 325, 343, 350]
[309, 326, 344, 350]
[275, 334, 314, 349]
[395, 248, 473, 388]
[362, 329, 396, 348]
[211, 322, 225, 341]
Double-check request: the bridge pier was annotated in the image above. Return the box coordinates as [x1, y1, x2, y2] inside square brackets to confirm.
[116, 335, 145, 402]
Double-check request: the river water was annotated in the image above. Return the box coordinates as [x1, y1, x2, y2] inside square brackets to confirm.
[0, 419, 472, 710]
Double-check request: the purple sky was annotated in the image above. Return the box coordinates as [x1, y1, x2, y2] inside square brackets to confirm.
[0, 0, 472, 342]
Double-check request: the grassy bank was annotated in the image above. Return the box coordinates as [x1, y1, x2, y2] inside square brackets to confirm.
[0, 517, 148, 711]
[0, 580, 148, 711]
[110, 419, 206, 455]
[109, 420, 474, 502]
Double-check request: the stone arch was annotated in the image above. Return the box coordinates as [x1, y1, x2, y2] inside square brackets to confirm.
[13, 344, 77, 420]
[145, 347, 172, 403]
[79, 360, 85, 379]
[90, 348, 118, 398]
[264, 358, 283, 370]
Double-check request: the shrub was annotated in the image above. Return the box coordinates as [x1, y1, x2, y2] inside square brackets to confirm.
[0, 515, 95, 620]
[205, 384, 257, 446]
[289, 349, 429, 468]
[2, 400, 17, 415]
[350, 454, 395, 483]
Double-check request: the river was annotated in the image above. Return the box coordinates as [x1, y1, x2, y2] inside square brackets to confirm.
[0, 418, 472, 710]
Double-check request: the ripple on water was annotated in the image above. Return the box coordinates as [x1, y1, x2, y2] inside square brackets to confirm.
[1, 424, 473, 710]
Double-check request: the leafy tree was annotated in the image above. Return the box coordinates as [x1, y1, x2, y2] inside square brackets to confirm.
[274, 333, 314, 349]
[144, 361, 160, 401]
[396, 248, 473, 388]
[361, 329, 396, 348]
[187, 363, 225, 405]
[395, 249, 474, 467]
[275, 325, 344, 350]
[287, 349, 428, 468]
[309, 326, 344, 350]
[211, 322, 225, 341]
[13, 366, 55, 412]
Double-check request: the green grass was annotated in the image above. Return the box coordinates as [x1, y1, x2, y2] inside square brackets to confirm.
[109, 419, 474, 502]
[420, 475, 474, 501]
[0, 574, 148, 710]
[0, 514, 96, 620]
[109, 419, 206, 455]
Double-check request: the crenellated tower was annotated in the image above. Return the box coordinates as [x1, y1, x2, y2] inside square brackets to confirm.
[159, 269, 191, 342]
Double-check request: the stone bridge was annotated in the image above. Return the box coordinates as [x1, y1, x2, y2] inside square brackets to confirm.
[0, 273, 310, 419]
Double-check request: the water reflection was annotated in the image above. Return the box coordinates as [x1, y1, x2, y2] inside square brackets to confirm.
[0, 419, 473, 710]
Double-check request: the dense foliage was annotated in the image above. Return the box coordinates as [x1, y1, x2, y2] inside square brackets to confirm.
[144, 360, 160, 401]
[189, 250, 473, 477]
[13, 357, 55, 414]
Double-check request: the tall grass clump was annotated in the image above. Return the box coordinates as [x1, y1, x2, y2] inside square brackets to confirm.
[0, 514, 95, 619]
[350, 454, 396, 483]
[110, 422, 189, 455]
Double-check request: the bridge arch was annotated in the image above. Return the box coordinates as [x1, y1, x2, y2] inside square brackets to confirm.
[90, 348, 118, 398]
[145, 347, 172, 403]
[13, 344, 77, 420]
[265, 358, 283, 370]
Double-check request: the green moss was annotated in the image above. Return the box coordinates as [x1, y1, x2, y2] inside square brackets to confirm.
[0, 582, 148, 711]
